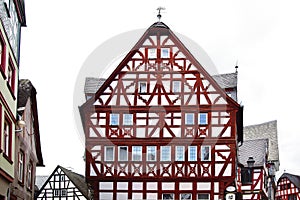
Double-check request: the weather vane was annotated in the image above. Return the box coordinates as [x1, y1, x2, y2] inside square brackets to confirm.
[157, 7, 166, 21]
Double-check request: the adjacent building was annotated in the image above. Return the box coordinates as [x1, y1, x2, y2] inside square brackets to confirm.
[35, 165, 93, 199]
[0, 0, 26, 198]
[79, 21, 243, 200]
[275, 173, 300, 200]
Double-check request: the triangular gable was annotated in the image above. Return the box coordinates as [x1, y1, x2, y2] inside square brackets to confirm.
[36, 165, 90, 199]
[81, 22, 239, 111]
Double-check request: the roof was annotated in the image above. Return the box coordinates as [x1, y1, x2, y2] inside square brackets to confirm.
[238, 139, 268, 167]
[278, 173, 300, 189]
[212, 72, 237, 89]
[84, 77, 105, 94]
[244, 120, 279, 168]
[18, 79, 44, 166]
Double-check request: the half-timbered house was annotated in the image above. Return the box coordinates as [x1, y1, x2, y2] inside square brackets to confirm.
[35, 165, 93, 199]
[275, 173, 300, 200]
[79, 20, 243, 200]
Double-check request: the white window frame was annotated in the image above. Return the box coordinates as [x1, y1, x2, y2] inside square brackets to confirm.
[173, 81, 181, 93]
[198, 113, 208, 125]
[132, 146, 142, 161]
[104, 146, 115, 161]
[18, 151, 24, 182]
[185, 113, 194, 125]
[161, 48, 170, 58]
[110, 113, 119, 126]
[175, 146, 185, 161]
[148, 48, 157, 59]
[147, 146, 156, 161]
[123, 113, 133, 126]
[118, 146, 128, 161]
[188, 146, 197, 161]
[201, 145, 211, 161]
[139, 82, 147, 93]
[160, 146, 171, 161]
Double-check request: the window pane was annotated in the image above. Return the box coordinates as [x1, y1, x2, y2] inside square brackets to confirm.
[148, 48, 157, 59]
[198, 193, 209, 200]
[161, 48, 170, 58]
[110, 114, 119, 125]
[180, 193, 192, 200]
[123, 114, 133, 125]
[173, 81, 181, 93]
[188, 146, 197, 161]
[119, 146, 128, 161]
[105, 146, 114, 161]
[201, 146, 210, 161]
[176, 146, 185, 161]
[132, 146, 142, 161]
[199, 113, 208, 125]
[147, 146, 156, 161]
[161, 146, 171, 161]
[139, 82, 147, 93]
[185, 113, 194, 125]
[162, 193, 174, 200]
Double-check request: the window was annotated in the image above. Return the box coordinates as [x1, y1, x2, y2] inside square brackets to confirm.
[201, 146, 211, 161]
[139, 82, 147, 93]
[161, 48, 170, 58]
[3, 118, 12, 159]
[110, 113, 119, 126]
[105, 146, 114, 161]
[118, 146, 128, 161]
[123, 114, 133, 125]
[27, 162, 33, 189]
[148, 48, 157, 59]
[61, 189, 67, 196]
[147, 146, 156, 161]
[175, 146, 185, 161]
[198, 113, 208, 125]
[180, 193, 192, 200]
[132, 146, 142, 161]
[0, 36, 5, 72]
[173, 81, 181, 93]
[188, 146, 197, 161]
[54, 189, 59, 196]
[161, 146, 171, 161]
[18, 151, 24, 183]
[198, 194, 209, 200]
[241, 167, 253, 184]
[7, 60, 15, 93]
[162, 193, 174, 200]
[185, 113, 194, 125]
[288, 194, 297, 200]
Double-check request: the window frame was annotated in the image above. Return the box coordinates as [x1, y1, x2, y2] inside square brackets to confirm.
[123, 113, 133, 126]
[27, 161, 33, 189]
[146, 146, 156, 161]
[148, 48, 157, 59]
[201, 145, 211, 161]
[197, 193, 210, 200]
[18, 151, 25, 183]
[104, 146, 115, 161]
[160, 146, 171, 161]
[7, 58, 16, 94]
[173, 81, 181, 93]
[110, 113, 119, 126]
[3, 116, 12, 161]
[175, 146, 185, 161]
[132, 146, 142, 161]
[0, 34, 6, 75]
[138, 82, 147, 93]
[118, 146, 128, 161]
[185, 113, 194, 125]
[161, 48, 170, 58]
[188, 146, 197, 161]
[198, 113, 208, 125]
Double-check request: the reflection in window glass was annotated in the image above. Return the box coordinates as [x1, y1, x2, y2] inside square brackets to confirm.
[173, 81, 181, 93]
[105, 146, 114, 161]
[119, 146, 128, 161]
[110, 114, 119, 126]
[199, 113, 208, 125]
[180, 193, 192, 200]
[201, 146, 211, 161]
[188, 146, 197, 161]
[161, 146, 171, 161]
[161, 48, 170, 58]
[185, 113, 194, 125]
[132, 146, 142, 161]
[123, 114, 133, 125]
[198, 193, 209, 200]
[176, 146, 185, 161]
[147, 146, 156, 161]
[162, 193, 174, 200]
[139, 82, 147, 93]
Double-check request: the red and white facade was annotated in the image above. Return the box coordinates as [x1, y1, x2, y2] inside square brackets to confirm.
[275, 173, 300, 200]
[80, 21, 243, 200]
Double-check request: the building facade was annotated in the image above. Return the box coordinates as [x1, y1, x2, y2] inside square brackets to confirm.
[80, 21, 243, 200]
[10, 79, 44, 199]
[275, 173, 300, 200]
[36, 165, 92, 199]
[0, 0, 26, 199]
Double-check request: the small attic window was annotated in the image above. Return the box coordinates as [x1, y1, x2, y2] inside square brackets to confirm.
[161, 48, 170, 58]
[139, 82, 147, 93]
[148, 48, 157, 59]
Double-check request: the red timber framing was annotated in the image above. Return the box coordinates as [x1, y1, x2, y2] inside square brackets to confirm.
[276, 174, 300, 200]
[80, 21, 243, 200]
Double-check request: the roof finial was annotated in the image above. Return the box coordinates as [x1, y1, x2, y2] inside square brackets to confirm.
[157, 7, 165, 22]
[235, 60, 239, 73]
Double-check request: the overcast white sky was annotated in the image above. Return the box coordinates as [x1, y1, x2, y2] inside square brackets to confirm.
[19, 0, 300, 177]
